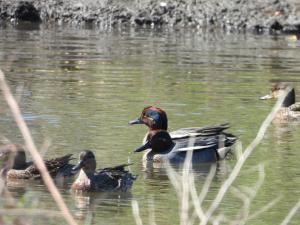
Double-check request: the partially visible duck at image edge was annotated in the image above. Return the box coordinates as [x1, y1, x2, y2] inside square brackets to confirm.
[0, 144, 74, 179]
[260, 82, 300, 121]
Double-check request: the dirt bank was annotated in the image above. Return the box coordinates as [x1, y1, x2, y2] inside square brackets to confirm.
[0, 0, 300, 33]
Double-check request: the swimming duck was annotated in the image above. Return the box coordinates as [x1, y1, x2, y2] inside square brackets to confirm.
[135, 130, 236, 164]
[0, 144, 74, 179]
[71, 150, 136, 192]
[129, 106, 237, 161]
[260, 83, 300, 120]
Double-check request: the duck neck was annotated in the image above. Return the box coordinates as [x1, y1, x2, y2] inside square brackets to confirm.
[10, 151, 27, 170]
[147, 129, 168, 142]
[282, 88, 295, 107]
[72, 169, 92, 190]
[82, 168, 95, 177]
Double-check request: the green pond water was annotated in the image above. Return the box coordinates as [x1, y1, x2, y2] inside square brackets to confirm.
[0, 24, 300, 225]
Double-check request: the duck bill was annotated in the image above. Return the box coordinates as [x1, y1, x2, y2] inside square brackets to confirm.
[129, 118, 144, 125]
[72, 160, 84, 172]
[134, 141, 151, 152]
[260, 94, 273, 100]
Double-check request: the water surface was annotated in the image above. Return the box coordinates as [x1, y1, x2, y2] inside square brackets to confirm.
[0, 24, 300, 225]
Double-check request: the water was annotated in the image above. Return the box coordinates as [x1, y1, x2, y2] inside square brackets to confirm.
[0, 23, 300, 225]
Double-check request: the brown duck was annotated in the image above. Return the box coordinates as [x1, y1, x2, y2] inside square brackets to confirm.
[0, 144, 74, 179]
[71, 150, 136, 192]
[260, 83, 300, 121]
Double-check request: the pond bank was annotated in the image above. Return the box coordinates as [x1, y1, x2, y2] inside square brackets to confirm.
[0, 0, 300, 33]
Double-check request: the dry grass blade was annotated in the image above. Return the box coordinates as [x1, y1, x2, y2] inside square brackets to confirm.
[165, 163, 182, 195]
[230, 186, 251, 225]
[0, 178, 5, 195]
[248, 196, 282, 221]
[181, 150, 193, 225]
[229, 164, 265, 225]
[164, 137, 196, 225]
[0, 69, 78, 225]
[280, 198, 300, 225]
[188, 172, 205, 225]
[132, 200, 143, 225]
[189, 164, 217, 225]
[212, 213, 227, 225]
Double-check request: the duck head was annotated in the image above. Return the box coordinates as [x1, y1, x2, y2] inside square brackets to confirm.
[260, 83, 295, 107]
[129, 106, 168, 130]
[72, 150, 96, 174]
[134, 131, 175, 154]
[0, 144, 27, 170]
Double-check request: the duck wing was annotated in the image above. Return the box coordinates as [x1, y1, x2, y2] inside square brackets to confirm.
[25, 154, 74, 177]
[173, 135, 216, 152]
[170, 123, 230, 139]
[92, 172, 120, 191]
[172, 133, 236, 152]
[93, 165, 136, 191]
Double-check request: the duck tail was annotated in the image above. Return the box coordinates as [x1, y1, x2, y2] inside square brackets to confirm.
[226, 133, 238, 146]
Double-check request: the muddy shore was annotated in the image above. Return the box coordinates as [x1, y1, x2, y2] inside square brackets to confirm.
[0, 0, 300, 33]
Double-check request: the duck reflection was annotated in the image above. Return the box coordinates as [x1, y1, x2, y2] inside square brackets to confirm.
[141, 160, 232, 187]
[5, 178, 30, 196]
[72, 190, 133, 221]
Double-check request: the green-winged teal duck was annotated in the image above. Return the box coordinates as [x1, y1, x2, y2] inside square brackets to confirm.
[135, 130, 236, 163]
[0, 144, 74, 179]
[260, 83, 300, 120]
[129, 106, 237, 162]
[71, 150, 136, 192]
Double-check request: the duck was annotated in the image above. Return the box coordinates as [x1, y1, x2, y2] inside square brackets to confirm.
[135, 130, 236, 164]
[71, 150, 136, 192]
[129, 106, 237, 162]
[0, 144, 74, 179]
[260, 83, 300, 120]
